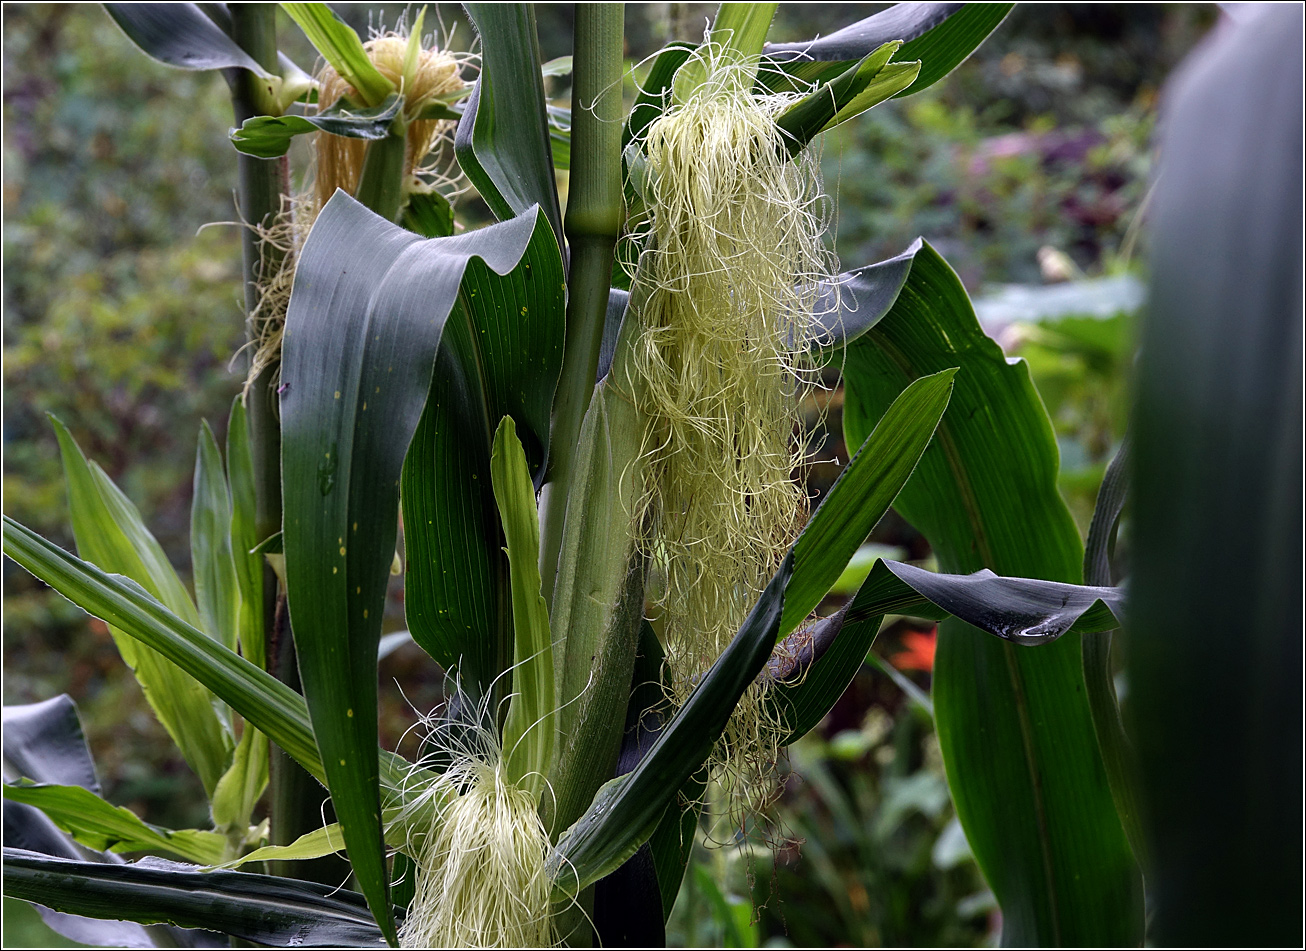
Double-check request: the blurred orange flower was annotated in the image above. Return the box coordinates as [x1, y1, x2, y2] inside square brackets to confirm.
[891, 628, 937, 672]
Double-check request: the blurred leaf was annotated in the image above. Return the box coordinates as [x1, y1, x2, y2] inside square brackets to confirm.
[2, 848, 391, 948]
[842, 240, 1141, 944]
[456, 4, 562, 243]
[1130, 6, 1303, 944]
[230, 94, 403, 158]
[103, 3, 272, 77]
[2, 783, 225, 866]
[279, 192, 563, 943]
[490, 416, 555, 802]
[281, 3, 394, 107]
[51, 417, 233, 798]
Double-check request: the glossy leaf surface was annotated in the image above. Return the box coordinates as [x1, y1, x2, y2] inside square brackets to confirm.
[842, 240, 1141, 944]
[457, 4, 562, 244]
[104, 3, 271, 76]
[3, 848, 391, 948]
[230, 94, 403, 158]
[280, 193, 562, 941]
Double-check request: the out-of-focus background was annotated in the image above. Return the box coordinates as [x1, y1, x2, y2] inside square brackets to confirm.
[3, 3, 1215, 945]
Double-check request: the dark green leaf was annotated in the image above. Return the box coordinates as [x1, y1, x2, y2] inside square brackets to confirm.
[104, 3, 272, 77]
[813, 239, 920, 346]
[2, 696, 99, 795]
[842, 240, 1141, 944]
[780, 368, 955, 636]
[1130, 7, 1302, 944]
[624, 43, 695, 151]
[230, 94, 403, 159]
[2, 848, 391, 948]
[279, 193, 563, 942]
[762, 2, 1012, 97]
[456, 4, 562, 244]
[547, 553, 794, 897]
[1080, 436, 1146, 866]
[772, 559, 1124, 744]
[775, 43, 918, 152]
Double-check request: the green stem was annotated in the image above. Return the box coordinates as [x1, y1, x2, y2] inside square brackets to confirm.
[540, 3, 625, 609]
[227, 4, 334, 884]
[354, 128, 410, 223]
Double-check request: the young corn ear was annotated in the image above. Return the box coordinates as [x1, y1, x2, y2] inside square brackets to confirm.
[625, 45, 838, 813]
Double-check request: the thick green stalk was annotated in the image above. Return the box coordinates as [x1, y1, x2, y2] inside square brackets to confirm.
[227, 4, 333, 884]
[539, 4, 625, 609]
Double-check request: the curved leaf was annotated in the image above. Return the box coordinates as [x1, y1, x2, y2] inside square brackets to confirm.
[456, 4, 562, 244]
[0, 518, 427, 808]
[814, 239, 921, 346]
[548, 554, 794, 897]
[2, 783, 225, 866]
[762, 2, 1012, 98]
[280, 193, 563, 943]
[780, 368, 955, 635]
[2, 848, 391, 949]
[230, 94, 403, 159]
[842, 240, 1141, 944]
[104, 3, 272, 77]
[51, 418, 232, 798]
[775, 42, 919, 151]
[281, 3, 394, 107]
[1130, 6, 1303, 944]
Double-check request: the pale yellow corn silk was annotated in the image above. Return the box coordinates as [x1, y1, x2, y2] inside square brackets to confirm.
[625, 46, 839, 818]
[392, 706, 556, 949]
[315, 34, 469, 209]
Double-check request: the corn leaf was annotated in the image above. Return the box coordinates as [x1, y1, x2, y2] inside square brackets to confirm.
[226, 397, 265, 670]
[774, 42, 919, 151]
[104, 3, 273, 77]
[279, 192, 564, 944]
[2, 848, 392, 948]
[779, 368, 955, 636]
[842, 240, 1142, 944]
[457, 4, 563, 244]
[1130, 7, 1302, 943]
[281, 3, 394, 107]
[672, 3, 777, 98]
[231, 93, 403, 158]
[549, 363, 954, 893]
[1, 517, 427, 813]
[490, 416, 555, 801]
[51, 417, 232, 799]
[763, 2, 1012, 97]
[191, 421, 241, 656]
[2, 783, 226, 866]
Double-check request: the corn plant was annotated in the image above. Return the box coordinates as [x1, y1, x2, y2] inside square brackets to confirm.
[4, 2, 1298, 948]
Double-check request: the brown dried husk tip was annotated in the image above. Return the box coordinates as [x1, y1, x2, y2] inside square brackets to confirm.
[624, 47, 840, 821]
